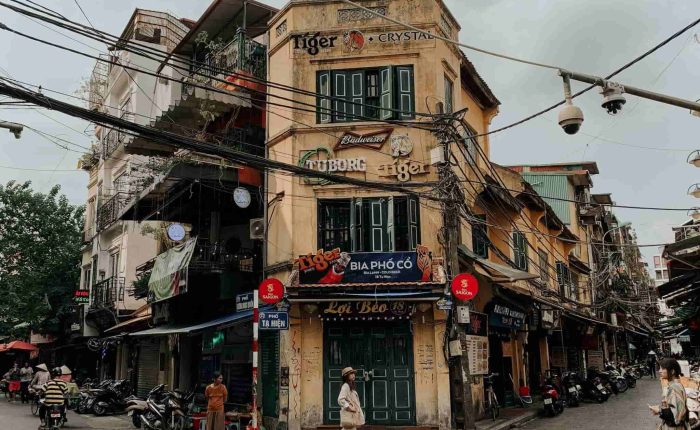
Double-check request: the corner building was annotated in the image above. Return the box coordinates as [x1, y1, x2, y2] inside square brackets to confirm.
[266, 1, 499, 430]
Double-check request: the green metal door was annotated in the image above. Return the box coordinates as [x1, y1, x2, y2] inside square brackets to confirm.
[324, 321, 415, 426]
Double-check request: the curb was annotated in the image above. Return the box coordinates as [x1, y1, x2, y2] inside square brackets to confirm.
[475, 409, 539, 430]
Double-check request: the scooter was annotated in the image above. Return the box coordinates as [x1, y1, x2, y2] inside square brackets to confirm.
[141, 385, 194, 430]
[127, 385, 168, 429]
[38, 400, 66, 430]
[561, 371, 581, 407]
[579, 372, 609, 403]
[92, 379, 132, 416]
[541, 372, 564, 417]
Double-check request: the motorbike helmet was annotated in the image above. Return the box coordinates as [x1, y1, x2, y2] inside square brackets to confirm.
[50, 367, 62, 378]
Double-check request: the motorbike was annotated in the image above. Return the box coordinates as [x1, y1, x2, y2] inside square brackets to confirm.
[588, 367, 618, 395]
[603, 364, 629, 393]
[141, 385, 195, 430]
[582, 371, 609, 403]
[561, 371, 581, 407]
[687, 386, 700, 429]
[617, 364, 638, 388]
[77, 379, 112, 414]
[127, 385, 169, 429]
[91, 379, 132, 416]
[39, 400, 66, 430]
[541, 372, 564, 417]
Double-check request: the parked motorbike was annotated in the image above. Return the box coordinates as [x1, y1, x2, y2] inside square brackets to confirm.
[617, 364, 638, 388]
[141, 385, 195, 430]
[39, 400, 66, 430]
[127, 385, 168, 429]
[588, 367, 618, 395]
[603, 364, 629, 393]
[561, 371, 581, 407]
[91, 379, 132, 416]
[77, 379, 112, 414]
[541, 372, 564, 417]
[582, 370, 610, 403]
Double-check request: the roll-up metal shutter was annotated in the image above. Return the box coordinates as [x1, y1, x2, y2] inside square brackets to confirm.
[137, 339, 160, 397]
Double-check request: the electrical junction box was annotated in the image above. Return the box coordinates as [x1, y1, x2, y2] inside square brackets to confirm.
[456, 306, 470, 324]
[430, 147, 445, 165]
[449, 340, 462, 357]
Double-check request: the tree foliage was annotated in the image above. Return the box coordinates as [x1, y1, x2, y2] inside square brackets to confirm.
[0, 181, 84, 337]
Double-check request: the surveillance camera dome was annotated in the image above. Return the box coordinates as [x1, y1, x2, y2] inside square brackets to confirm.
[558, 104, 584, 135]
[601, 93, 626, 115]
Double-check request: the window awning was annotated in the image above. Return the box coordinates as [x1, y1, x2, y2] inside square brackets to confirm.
[130, 309, 254, 337]
[658, 272, 700, 298]
[458, 245, 539, 283]
[568, 254, 591, 275]
[104, 315, 152, 334]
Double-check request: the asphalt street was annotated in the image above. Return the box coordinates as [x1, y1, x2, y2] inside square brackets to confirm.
[0, 398, 132, 430]
[522, 378, 665, 430]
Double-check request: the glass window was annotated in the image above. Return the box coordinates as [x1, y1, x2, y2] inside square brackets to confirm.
[513, 231, 529, 271]
[538, 249, 549, 285]
[472, 214, 489, 258]
[556, 261, 571, 298]
[570, 271, 579, 301]
[655, 270, 663, 280]
[444, 75, 454, 114]
[654, 256, 661, 267]
[316, 66, 415, 123]
[318, 199, 352, 251]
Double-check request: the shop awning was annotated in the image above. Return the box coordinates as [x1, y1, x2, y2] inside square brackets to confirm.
[658, 272, 700, 298]
[104, 315, 153, 333]
[130, 309, 254, 337]
[0, 340, 38, 352]
[288, 291, 441, 302]
[458, 245, 539, 283]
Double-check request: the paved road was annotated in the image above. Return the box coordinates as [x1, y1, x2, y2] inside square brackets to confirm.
[0, 399, 132, 430]
[523, 378, 665, 430]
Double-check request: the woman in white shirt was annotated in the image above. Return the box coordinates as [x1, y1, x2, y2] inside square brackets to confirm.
[337, 367, 365, 430]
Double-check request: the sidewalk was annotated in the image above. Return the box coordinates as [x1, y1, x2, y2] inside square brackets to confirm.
[475, 407, 539, 430]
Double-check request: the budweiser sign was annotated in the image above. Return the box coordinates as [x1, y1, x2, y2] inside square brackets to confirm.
[335, 129, 393, 151]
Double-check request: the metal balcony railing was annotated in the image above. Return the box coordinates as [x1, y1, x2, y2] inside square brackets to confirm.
[101, 115, 134, 159]
[90, 277, 125, 309]
[128, 258, 155, 300]
[189, 238, 258, 273]
[185, 32, 267, 91]
[96, 193, 130, 231]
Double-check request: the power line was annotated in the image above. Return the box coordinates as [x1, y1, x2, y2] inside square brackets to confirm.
[72, 0, 94, 30]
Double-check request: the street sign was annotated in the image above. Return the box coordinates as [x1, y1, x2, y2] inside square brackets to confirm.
[73, 290, 89, 304]
[451, 273, 479, 301]
[236, 292, 254, 311]
[436, 297, 453, 310]
[259, 312, 289, 330]
[259, 278, 284, 304]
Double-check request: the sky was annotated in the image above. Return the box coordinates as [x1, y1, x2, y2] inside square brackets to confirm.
[0, 0, 698, 267]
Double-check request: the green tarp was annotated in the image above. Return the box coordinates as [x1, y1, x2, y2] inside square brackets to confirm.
[148, 238, 197, 302]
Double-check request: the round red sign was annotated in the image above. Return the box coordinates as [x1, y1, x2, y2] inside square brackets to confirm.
[259, 278, 284, 304]
[451, 273, 479, 301]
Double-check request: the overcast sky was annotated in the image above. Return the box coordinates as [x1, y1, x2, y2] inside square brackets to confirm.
[0, 0, 698, 266]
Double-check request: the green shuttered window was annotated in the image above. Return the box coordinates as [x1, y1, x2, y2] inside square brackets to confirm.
[317, 66, 415, 123]
[512, 231, 529, 271]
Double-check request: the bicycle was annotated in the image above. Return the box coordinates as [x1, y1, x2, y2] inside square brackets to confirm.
[483, 373, 500, 421]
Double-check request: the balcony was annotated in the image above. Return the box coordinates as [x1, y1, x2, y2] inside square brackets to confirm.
[97, 193, 131, 231]
[188, 33, 267, 88]
[189, 238, 258, 274]
[90, 277, 125, 309]
[129, 258, 155, 300]
[101, 120, 133, 159]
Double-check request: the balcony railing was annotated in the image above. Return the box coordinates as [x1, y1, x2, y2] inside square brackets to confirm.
[101, 114, 134, 159]
[190, 238, 258, 273]
[91, 277, 125, 309]
[129, 258, 155, 300]
[97, 193, 130, 231]
[184, 32, 267, 93]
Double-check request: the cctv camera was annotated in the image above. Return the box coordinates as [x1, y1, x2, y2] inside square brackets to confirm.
[558, 104, 584, 135]
[601, 82, 626, 115]
[11, 128, 21, 139]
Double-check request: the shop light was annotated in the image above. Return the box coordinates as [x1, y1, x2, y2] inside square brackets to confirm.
[687, 150, 700, 168]
[689, 184, 700, 198]
[689, 208, 700, 220]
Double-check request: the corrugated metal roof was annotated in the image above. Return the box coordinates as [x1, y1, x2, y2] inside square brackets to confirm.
[521, 173, 572, 224]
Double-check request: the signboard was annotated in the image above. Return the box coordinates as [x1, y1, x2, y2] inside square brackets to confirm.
[259, 312, 289, 330]
[295, 246, 435, 286]
[489, 304, 526, 330]
[259, 279, 284, 304]
[298, 147, 366, 185]
[291, 29, 436, 57]
[451, 273, 479, 301]
[73, 290, 90, 304]
[587, 350, 604, 371]
[436, 297, 452, 310]
[148, 237, 197, 302]
[320, 301, 416, 320]
[466, 335, 489, 375]
[236, 292, 254, 312]
[335, 129, 392, 151]
[466, 311, 488, 337]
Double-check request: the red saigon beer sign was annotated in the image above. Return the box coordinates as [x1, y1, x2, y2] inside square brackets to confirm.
[259, 278, 284, 304]
[451, 273, 479, 301]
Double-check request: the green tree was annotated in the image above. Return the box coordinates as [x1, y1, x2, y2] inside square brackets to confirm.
[0, 181, 84, 338]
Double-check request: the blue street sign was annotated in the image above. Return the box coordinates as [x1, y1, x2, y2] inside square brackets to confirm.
[236, 292, 254, 312]
[259, 311, 289, 330]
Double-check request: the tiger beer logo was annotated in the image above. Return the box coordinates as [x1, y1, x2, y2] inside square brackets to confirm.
[343, 30, 365, 52]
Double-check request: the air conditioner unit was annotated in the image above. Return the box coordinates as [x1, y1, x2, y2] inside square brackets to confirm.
[250, 218, 265, 240]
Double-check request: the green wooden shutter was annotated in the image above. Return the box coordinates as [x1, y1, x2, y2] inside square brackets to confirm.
[349, 71, 364, 122]
[380, 67, 393, 120]
[396, 66, 414, 119]
[317, 71, 331, 124]
[351, 198, 363, 252]
[333, 71, 348, 122]
[387, 196, 395, 251]
[408, 197, 420, 250]
[370, 198, 384, 251]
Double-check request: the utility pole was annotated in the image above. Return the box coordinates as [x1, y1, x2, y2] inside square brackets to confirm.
[434, 104, 475, 430]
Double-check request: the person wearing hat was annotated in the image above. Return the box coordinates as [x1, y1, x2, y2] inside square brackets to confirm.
[337, 367, 365, 430]
[30, 363, 50, 390]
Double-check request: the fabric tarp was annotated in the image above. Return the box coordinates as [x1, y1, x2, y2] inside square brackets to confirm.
[0, 340, 38, 352]
[148, 237, 197, 302]
[458, 245, 539, 283]
[104, 315, 152, 333]
[129, 309, 255, 337]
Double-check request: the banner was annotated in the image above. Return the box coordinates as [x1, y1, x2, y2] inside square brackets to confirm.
[148, 238, 197, 302]
[320, 301, 416, 320]
[489, 303, 526, 330]
[294, 246, 435, 286]
[466, 311, 488, 337]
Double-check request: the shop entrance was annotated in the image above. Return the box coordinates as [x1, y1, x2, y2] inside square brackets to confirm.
[323, 321, 416, 426]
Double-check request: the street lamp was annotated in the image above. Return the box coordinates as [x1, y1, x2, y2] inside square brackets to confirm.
[602, 222, 632, 243]
[689, 208, 700, 221]
[688, 184, 700, 198]
[0, 120, 22, 139]
[688, 150, 700, 168]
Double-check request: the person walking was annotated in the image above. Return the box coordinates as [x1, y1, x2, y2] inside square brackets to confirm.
[649, 358, 689, 429]
[205, 372, 228, 430]
[30, 363, 50, 389]
[337, 367, 365, 430]
[648, 351, 658, 379]
[19, 362, 33, 403]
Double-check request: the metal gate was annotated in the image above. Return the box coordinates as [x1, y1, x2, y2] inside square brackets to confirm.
[136, 339, 160, 397]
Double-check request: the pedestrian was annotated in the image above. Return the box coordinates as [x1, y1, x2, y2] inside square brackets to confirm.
[337, 367, 365, 430]
[649, 358, 689, 429]
[19, 362, 33, 403]
[205, 372, 228, 430]
[648, 351, 658, 379]
[30, 363, 50, 389]
[4, 362, 20, 402]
